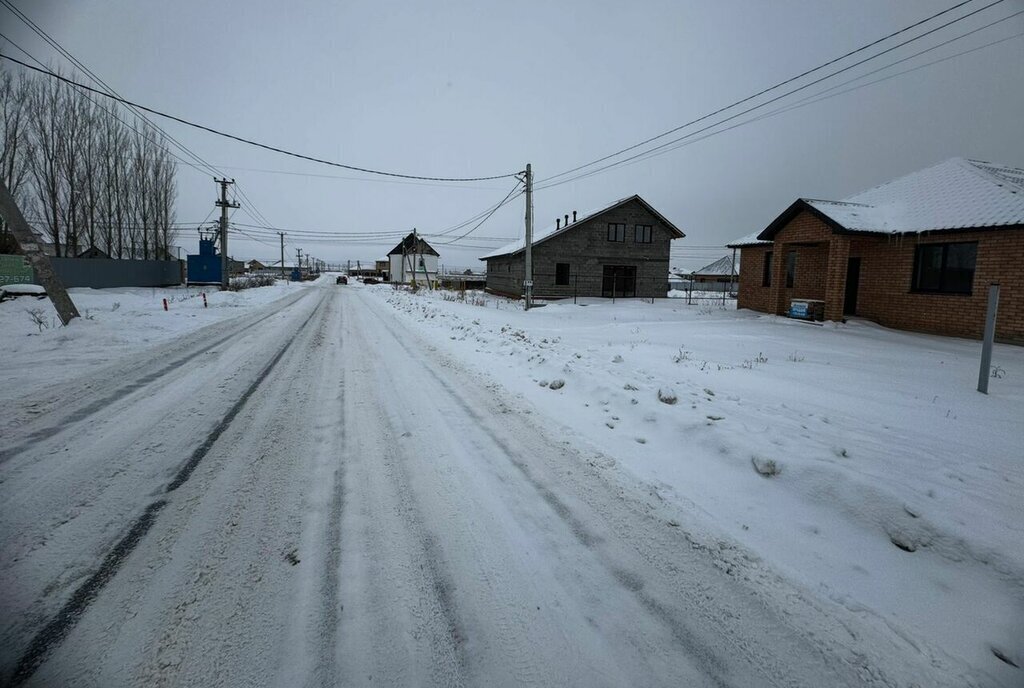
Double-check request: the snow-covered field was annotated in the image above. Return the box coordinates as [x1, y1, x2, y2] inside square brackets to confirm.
[0, 279, 317, 405]
[371, 283, 1024, 684]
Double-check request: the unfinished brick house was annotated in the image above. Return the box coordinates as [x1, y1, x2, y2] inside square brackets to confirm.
[728, 158, 1024, 343]
[481, 195, 684, 299]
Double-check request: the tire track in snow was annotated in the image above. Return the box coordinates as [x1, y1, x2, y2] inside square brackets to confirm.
[0, 288, 313, 464]
[357, 293, 745, 688]
[7, 292, 327, 686]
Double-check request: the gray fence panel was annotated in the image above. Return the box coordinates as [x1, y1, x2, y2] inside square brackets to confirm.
[40, 258, 183, 288]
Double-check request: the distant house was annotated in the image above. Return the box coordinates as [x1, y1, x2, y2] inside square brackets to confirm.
[76, 246, 111, 259]
[728, 158, 1024, 343]
[388, 233, 439, 284]
[375, 258, 390, 280]
[481, 195, 684, 299]
[689, 255, 738, 292]
[247, 259, 267, 271]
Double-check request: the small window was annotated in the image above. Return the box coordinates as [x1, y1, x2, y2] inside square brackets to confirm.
[555, 263, 570, 285]
[507, 263, 510, 273]
[607, 223, 626, 242]
[912, 242, 976, 294]
[634, 225, 652, 243]
[762, 251, 773, 287]
[785, 251, 796, 288]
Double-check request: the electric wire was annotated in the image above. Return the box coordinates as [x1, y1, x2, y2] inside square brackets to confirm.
[537, 0, 1014, 191]
[0, 54, 521, 183]
[0, 4, 283, 231]
[540, 8, 1024, 190]
[538, 0, 1007, 188]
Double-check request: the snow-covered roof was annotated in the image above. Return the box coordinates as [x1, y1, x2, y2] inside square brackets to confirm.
[690, 255, 738, 277]
[480, 194, 684, 260]
[777, 158, 1024, 236]
[726, 231, 771, 248]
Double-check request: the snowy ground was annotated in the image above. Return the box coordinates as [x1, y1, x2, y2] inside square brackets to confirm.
[0, 279, 316, 405]
[1, 278, 1021, 686]
[372, 283, 1024, 686]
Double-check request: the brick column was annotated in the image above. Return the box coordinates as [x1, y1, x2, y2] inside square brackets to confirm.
[824, 236, 850, 322]
[768, 245, 787, 314]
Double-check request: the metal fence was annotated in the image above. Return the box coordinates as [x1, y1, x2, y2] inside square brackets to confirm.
[43, 257, 183, 288]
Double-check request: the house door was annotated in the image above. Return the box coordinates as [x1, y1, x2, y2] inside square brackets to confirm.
[843, 257, 861, 315]
[602, 265, 636, 298]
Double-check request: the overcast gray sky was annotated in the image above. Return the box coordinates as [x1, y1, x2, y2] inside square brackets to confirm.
[4, 0, 1023, 271]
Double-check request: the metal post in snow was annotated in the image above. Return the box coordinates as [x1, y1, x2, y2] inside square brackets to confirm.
[977, 283, 1000, 394]
[523, 163, 533, 310]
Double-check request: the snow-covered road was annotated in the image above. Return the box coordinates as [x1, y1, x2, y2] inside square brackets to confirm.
[0, 283, 992, 686]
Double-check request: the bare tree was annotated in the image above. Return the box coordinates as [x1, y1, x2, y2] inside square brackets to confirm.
[0, 70, 33, 252]
[5, 64, 179, 260]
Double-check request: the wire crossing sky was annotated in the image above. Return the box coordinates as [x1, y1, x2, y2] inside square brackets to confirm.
[2, 0, 1022, 270]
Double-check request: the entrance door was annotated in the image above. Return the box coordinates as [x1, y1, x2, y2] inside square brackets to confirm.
[843, 257, 861, 315]
[602, 265, 637, 298]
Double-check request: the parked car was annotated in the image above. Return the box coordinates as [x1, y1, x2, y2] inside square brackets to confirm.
[363, 277, 379, 285]
[336, 275, 348, 285]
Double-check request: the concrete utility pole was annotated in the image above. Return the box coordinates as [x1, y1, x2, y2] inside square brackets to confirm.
[523, 163, 534, 310]
[296, 248, 303, 279]
[215, 178, 239, 291]
[0, 179, 80, 325]
[978, 283, 1000, 394]
[279, 232, 285, 279]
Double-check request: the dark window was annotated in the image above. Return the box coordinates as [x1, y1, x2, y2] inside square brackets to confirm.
[762, 251, 773, 287]
[634, 224, 652, 243]
[607, 223, 626, 242]
[785, 251, 796, 288]
[555, 263, 570, 285]
[507, 263, 510, 273]
[912, 242, 976, 294]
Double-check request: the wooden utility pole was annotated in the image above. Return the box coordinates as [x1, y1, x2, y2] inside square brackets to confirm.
[296, 248, 303, 279]
[0, 180, 80, 325]
[523, 163, 534, 310]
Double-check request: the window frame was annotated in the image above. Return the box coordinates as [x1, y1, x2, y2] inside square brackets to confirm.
[634, 224, 653, 243]
[607, 222, 626, 242]
[910, 241, 977, 295]
[785, 250, 796, 288]
[555, 262, 570, 286]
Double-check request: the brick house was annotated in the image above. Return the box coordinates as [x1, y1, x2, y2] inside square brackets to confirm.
[728, 158, 1024, 343]
[481, 195, 684, 299]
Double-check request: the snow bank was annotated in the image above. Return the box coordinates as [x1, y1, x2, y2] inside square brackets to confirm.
[368, 284, 1024, 686]
[0, 277, 324, 405]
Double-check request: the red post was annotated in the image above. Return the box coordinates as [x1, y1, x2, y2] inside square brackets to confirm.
[202, 293, 208, 308]
[162, 298, 168, 311]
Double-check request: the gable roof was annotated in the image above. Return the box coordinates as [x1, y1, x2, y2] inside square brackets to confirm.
[757, 157, 1024, 241]
[691, 255, 738, 277]
[387, 233, 439, 257]
[480, 194, 684, 260]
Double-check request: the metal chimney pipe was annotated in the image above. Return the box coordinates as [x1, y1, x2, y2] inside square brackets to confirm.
[564, 214, 569, 227]
[556, 218, 561, 229]
[573, 210, 577, 223]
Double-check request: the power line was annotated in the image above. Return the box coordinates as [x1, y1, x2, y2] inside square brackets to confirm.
[0, 54, 522, 183]
[543, 7, 1024, 188]
[433, 182, 524, 245]
[0, 0, 225, 180]
[538, 0, 1006, 188]
[0, 4, 283, 230]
